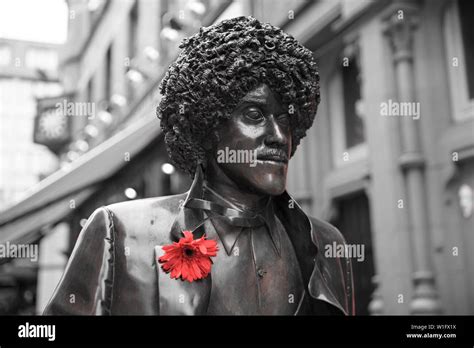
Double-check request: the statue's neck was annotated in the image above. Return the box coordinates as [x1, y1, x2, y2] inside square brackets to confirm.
[203, 182, 269, 213]
[203, 164, 269, 213]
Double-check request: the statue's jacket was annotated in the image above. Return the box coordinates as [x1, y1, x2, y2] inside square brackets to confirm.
[44, 170, 355, 316]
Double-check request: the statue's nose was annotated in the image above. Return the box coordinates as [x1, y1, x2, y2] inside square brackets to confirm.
[263, 114, 287, 147]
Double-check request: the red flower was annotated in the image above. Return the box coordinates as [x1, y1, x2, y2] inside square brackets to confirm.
[158, 231, 219, 282]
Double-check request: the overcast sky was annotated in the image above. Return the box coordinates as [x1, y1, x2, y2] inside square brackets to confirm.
[0, 0, 68, 44]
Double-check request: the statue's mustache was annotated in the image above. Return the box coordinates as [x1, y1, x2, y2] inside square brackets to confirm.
[257, 148, 288, 162]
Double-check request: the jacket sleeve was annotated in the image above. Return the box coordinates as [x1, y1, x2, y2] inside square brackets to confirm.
[43, 207, 115, 315]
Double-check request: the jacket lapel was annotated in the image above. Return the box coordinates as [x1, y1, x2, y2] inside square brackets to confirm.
[155, 166, 211, 315]
[169, 166, 207, 242]
[274, 192, 350, 315]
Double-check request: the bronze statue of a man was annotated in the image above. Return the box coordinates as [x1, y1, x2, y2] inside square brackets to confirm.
[44, 16, 354, 315]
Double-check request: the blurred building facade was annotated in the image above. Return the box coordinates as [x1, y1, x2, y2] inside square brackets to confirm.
[0, 0, 473, 315]
[0, 38, 63, 314]
[0, 39, 62, 210]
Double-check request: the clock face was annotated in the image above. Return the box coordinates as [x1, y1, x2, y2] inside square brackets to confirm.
[34, 95, 73, 153]
[38, 108, 67, 140]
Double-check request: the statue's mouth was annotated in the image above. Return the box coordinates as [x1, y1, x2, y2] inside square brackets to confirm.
[257, 149, 288, 164]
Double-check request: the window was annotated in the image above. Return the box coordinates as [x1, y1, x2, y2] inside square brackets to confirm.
[458, 0, 474, 100]
[105, 46, 112, 102]
[329, 43, 367, 167]
[0, 45, 11, 66]
[25, 48, 58, 71]
[87, 79, 93, 104]
[129, 2, 138, 61]
[444, 0, 474, 121]
[127, 2, 138, 101]
[342, 54, 365, 148]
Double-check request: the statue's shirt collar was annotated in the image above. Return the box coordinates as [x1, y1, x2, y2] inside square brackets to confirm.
[201, 184, 281, 256]
[169, 166, 313, 258]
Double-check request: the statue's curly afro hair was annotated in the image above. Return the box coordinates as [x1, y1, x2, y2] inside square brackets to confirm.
[157, 16, 320, 176]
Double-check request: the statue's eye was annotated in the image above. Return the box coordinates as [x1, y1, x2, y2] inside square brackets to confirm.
[277, 113, 290, 127]
[244, 108, 264, 122]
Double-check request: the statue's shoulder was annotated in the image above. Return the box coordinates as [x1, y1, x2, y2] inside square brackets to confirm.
[307, 216, 347, 247]
[105, 193, 186, 217]
[99, 193, 188, 243]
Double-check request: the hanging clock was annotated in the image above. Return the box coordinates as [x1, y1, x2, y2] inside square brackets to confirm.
[34, 95, 73, 154]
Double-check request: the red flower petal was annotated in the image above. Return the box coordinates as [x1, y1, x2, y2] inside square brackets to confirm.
[158, 231, 219, 282]
[198, 244, 208, 255]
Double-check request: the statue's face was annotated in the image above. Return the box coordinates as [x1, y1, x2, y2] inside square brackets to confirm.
[212, 84, 292, 196]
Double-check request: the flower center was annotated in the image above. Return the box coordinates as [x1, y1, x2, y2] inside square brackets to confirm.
[183, 247, 194, 257]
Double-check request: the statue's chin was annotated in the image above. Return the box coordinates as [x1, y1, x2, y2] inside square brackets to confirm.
[213, 160, 288, 197]
[249, 180, 286, 197]
[232, 171, 287, 197]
